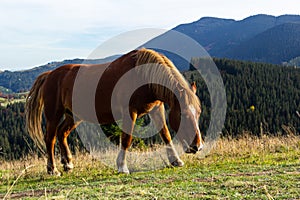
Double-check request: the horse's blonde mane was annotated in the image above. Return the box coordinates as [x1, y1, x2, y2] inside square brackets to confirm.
[134, 48, 200, 109]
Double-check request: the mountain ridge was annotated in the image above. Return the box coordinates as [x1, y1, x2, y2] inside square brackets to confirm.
[174, 14, 300, 58]
[0, 55, 119, 93]
[1, 14, 300, 92]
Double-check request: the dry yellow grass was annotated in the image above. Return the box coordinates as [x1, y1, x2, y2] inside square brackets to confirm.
[212, 134, 300, 156]
[1, 134, 299, 174]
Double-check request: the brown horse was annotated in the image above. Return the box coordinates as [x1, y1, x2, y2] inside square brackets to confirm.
[26, 48, 204, 175]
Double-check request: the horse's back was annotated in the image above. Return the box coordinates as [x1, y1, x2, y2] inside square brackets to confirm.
[41, 50, 145, 123]
[42, 63, 109, 122]
[70, 63, 110, 122]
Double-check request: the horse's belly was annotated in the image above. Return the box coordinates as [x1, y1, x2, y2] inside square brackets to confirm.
[73, 103, 120, 124]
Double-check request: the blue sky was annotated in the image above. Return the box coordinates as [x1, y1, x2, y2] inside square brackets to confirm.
[0, 0, 299, 71]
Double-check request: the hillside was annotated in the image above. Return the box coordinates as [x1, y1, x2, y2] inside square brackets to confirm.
[225, 23, 300, 63]
[187, 58, 300, 136]
[172, 14, 300, 65]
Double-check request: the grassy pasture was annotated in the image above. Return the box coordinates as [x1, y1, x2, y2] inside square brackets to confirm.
[0, 96, 26, 107]
[0, 135, 299, 199]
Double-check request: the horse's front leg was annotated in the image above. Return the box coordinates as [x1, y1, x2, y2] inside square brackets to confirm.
[149, 103, 184, 167]
[117, 112, 137, 174]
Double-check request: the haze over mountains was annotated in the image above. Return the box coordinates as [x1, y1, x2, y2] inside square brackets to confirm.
[0, 14, 299, 92]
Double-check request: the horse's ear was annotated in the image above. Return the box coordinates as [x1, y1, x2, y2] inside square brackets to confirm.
[191, 82, 197, 94]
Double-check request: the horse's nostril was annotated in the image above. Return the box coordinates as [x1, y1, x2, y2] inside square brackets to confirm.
[191, 146, 198, 154]
[185, 146, 196, 154]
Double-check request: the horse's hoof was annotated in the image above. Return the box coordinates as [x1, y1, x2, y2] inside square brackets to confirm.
[47, 165, 62, 176]
[63, 163, 74, 172]
[171, 159, 184, 167]
[118, 166, 130, 174]
[48, 169, 61, 176]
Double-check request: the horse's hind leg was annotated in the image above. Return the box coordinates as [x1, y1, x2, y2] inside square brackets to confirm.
[57, 114, 81, 172]
[149, 102, 184, 167]
[44, 95, 65, 175]
[45, 119, 61, 176]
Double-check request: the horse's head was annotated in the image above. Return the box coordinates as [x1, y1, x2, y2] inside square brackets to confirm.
[169, 82, 204, 154]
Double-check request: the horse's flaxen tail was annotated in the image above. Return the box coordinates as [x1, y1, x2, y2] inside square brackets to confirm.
[25, 71, 50, 153]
